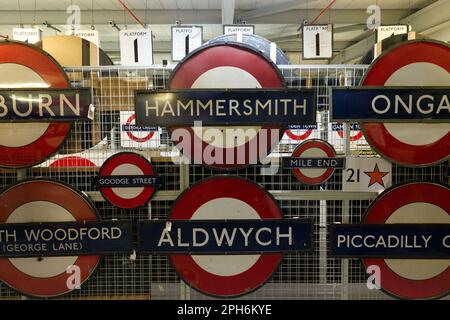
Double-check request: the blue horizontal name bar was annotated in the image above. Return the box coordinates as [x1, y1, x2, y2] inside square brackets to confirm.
[0, 221, 132, 258]
[283, 157, 344, 169]
[135, 90, 316, 126]
[287, 124, 318, 130]
[93, 175, 161, 188]
[139, 219, 313, 253]
[0, 88, 93, 121]
[330, 224, 450, 258]
[331, 87, 450, 122]
[121, 124, 158, 132]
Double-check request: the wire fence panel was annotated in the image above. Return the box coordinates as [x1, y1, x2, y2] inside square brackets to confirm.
[0, 65, 447, 300]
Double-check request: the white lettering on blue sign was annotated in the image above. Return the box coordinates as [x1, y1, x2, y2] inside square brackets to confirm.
[371, 94, 450, 115]
[157, 226, 293, 248]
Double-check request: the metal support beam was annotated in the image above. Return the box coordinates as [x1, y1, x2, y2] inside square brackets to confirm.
[330, 33, 375, 64]
[0, 9, 409, 25]
[237, 0, 311, 20]
[400, 0, 450, 34]
[221, 0, 235, 25]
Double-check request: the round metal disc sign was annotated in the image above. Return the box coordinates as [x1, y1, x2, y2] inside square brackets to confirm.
[97, 152, 157, 209]
[0, 41, 71, 168]
[291, 139, 338, 185]
[169, 42, 285, 169]
[125, 113, 155, 143]
[0, 179, 100, 298]
[169, 176, 283, 297]
[361, 40, 450, 166]
[362, 182, 450, 299]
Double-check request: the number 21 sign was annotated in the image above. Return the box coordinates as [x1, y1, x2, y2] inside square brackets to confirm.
[343, 157, 392, 192]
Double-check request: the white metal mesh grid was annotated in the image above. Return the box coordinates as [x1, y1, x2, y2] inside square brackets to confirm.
[0, 65, 447, 300]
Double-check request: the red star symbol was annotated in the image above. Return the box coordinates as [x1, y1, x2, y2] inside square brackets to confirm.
[364, 163, 389, 188]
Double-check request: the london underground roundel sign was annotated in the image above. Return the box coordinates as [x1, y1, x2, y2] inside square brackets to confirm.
[0, 41, 72, 168]
[169, 42, 285, 169]
[362, 182, 450, 299]
[361, 40, 450, 166]
[289, 139, 341, 185]
[0, 179, 101, 298]
[96, 152, 158, 209]
[169, 177, 283, 297]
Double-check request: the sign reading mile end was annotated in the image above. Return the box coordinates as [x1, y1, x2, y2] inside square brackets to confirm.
[134, 90, 316, 126]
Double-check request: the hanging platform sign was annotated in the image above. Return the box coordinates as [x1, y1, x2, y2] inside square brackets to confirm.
[171, 26, 203, 61]
[0, 88, 94, 121]
[302, 24, 333, 60]
[331, 87, 450, 122]
[0, 221, 132, 258]
[66, 29, 100, 47]
[12, 27, 42, 44]
[120, 29, 153, 66]
[139, 219, 312, 253]
[223, 24, 255, 35]
[377, 25, 408, 43]
[134, 89, 316, 126]
[330, 182, 450, 300]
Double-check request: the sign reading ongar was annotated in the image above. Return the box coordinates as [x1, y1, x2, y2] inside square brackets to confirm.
[331, 87, 450, 122]
[135, 90, 316, 126]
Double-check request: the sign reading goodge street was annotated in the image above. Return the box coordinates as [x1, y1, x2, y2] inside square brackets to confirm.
[135, 89, 316, 126]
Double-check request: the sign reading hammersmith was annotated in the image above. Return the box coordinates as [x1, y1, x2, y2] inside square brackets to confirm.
[134, 90, 316, 127]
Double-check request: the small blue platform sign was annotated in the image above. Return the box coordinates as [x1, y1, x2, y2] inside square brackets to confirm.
[331, 224, 450, 258]
[139, 219, 313, 253]
[135, 89, 316, 126]
[331, 87, 450, 122]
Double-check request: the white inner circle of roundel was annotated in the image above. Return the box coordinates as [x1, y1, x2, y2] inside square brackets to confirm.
[0, 63, 51, 147]
[384, 202, 450, 281]
[111, 163, 145, 199]
[6, 201, 78, 279]
[298, 147, 328, 178]
[190, 197, 261, 277]
[383, 62, 450, 146]
[190, 66, 262, 149]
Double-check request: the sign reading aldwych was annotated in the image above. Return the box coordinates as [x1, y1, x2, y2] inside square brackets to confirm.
[139, 219, 312, 253]
[0, 221, 132, 258]
[135, 90, 316, 126]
